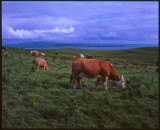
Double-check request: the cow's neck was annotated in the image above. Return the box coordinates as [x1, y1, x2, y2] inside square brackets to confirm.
[109, 66, 121, 81]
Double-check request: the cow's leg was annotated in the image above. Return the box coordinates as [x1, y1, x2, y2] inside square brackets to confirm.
[96, 78, 101, 89]
[73, 75, 78, 89]
[37, 66, 39, 71]
[102, 77, 109, 91]
[77, 76, 82, 89]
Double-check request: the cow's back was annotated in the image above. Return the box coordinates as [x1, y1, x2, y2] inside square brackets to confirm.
[40, 59, 47, 66]
[36, 58, 42, 65]
[72, 59, 110, 78]
[32, 50, 39, 55]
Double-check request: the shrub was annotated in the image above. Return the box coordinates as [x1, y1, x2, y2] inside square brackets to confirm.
[20, 60, 23, 64]
[7, 68, 12, 73]
[103, 92, 111, 104]
[32, 59, 35, 64]
[125, 77, 143, 100]
[31, 66, 35, 72]
[148, 92, 158, 99]
[2, 74, 7, 82]
[60, 83, 71, 89]
[42, 79, 50, 89]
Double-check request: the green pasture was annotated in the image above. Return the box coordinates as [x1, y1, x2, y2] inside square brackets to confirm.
[2, 47, 159, 128]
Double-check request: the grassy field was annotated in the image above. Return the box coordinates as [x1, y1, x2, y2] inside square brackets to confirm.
[2, 47, 159, 128]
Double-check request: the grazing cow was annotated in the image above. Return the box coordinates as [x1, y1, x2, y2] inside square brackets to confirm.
[55, 52, 58, 55]
[77, 54, 85, 58]
[86, 55, 94, 59]
[35, 58, 49, 71]
[2, 46, 7, 51]
[41, 52, 45, 57]
[72, 56, 77, 61]
[70, 58, 125, 90]
[30, 50, 39, 56]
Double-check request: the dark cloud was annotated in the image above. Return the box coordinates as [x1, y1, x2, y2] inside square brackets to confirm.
[2, 1, 158, 44]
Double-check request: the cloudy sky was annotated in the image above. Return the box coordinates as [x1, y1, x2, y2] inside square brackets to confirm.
[2, 1, 158, 44]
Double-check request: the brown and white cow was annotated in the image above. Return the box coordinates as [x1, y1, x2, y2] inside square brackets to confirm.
[70, 58, 125, 90]
[77, 54, 85, 58]
[86, 55, 94, 59]
[2, 46, 7, 51]
[72, 56, 77, 61]
[35, 58, 49, 71]
[31, 50, 39, 56]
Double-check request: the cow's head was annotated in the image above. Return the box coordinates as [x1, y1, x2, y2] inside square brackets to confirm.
[45, 65, 49, 71]
[30, 50, 33, 54]
[114, 75, 125, 89]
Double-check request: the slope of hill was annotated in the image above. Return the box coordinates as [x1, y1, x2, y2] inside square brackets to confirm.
[2, 47, 159, 128]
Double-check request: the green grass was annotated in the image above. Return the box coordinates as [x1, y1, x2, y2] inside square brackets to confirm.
[2, 47, 159, 128]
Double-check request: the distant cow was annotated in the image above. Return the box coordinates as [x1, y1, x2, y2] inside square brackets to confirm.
[2, 46, 7, 51]
[70, 58, 125, 90]
[72, 56, 77, 61]
[77, 54, 85, 58]
[35, 58, 49, 71]
[86, 55, 94, 59]
[30, 50, 39, 56]
[55, 53, 59, 55]
[41, 52, 45, 57]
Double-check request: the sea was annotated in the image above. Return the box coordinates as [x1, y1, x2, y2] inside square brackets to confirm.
[25, 46, 142, 50]
[2, 39, 158, 50]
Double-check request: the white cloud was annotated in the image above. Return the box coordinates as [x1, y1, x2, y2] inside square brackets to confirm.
[61, 27, 74, 33]
[3, 25, 75, 39]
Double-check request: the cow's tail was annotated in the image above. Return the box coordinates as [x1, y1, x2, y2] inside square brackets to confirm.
[70, 69, 74, 83]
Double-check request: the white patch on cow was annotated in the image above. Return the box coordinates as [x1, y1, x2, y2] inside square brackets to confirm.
[73, 85, 76, 89]
[103, 81, 107, 90]
[95, 75, 102, 79]
[104, 81, 108, 90]
[79, 54, 84, 58]
[79, 73, 89, 78]
[104, 81, 107, 86]
[79, 73, 102, 79]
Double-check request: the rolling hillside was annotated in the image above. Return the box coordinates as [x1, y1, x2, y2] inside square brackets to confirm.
[2, 47, 159, 128]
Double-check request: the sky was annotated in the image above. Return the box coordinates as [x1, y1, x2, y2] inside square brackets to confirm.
[2, 1, 159, 44]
